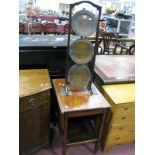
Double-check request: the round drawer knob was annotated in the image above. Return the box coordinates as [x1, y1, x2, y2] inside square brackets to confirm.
[29, 98, 36, 106]
[118, 127, 123, 130]
[116, 137, 120, 140]
[122, 117, 126, 120]
[124, 107, 129, 110]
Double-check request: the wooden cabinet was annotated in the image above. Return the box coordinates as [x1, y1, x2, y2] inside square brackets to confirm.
[19, 69, 51, 155]
[101, 83, 135, 151]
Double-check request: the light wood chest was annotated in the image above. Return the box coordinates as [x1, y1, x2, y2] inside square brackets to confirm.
[101, 83, 135, 151]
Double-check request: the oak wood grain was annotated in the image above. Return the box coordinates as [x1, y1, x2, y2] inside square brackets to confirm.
[19, 69, 52, 98]
[53, 79, 110, 113]
[101, 83, 135, 151]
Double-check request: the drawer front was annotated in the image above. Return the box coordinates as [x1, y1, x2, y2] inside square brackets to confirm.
[115, 103, 134, 113]
[110, 123, 135, 135]
[104, 140, 134, 151]
[19, 90, 50, 112]
[105, 132, 135, 151]
[112, 112, 135, 124]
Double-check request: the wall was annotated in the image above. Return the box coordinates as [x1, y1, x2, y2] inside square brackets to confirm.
[19, 0, 135, 14]
[36, 0, 100, 12]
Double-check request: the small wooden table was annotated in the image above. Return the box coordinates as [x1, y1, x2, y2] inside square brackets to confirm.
[52, 79, 110, 155]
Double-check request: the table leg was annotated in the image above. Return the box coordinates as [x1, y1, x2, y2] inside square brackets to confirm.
[95, 109, 108, 153]
[62, 114, 68, 155]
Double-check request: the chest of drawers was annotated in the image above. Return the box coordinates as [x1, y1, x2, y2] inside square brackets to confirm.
[19, 69, 51, 155]
[101, 83, 135, 151]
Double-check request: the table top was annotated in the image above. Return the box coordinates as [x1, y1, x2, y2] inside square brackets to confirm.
[88, 36, 135, 43]
[52, 79, 110, 113]
[19, 34, 134, 48]
[95, 55, 135, 84]
[19, 34, 80, 47]
[102, 83, 135, 104]
[19, 69, 51, 98]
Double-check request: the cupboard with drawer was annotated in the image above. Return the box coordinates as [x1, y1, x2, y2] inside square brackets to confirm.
[101, 83, 135, 151]
[19, 69, 52, 155]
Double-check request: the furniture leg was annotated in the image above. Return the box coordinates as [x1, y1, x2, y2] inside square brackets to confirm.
[94, 109, 108, 153]
[62, 114, 68, 155]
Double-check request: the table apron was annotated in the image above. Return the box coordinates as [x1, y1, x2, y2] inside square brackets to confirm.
[65, 108, 106, 118]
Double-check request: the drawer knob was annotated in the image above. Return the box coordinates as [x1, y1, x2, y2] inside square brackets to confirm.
[115, 137, 120, 140]
[124, 107, 129, 110]
[122, 117, 126, 120]
[130, 129, 134, 132]
[118, 127, 123, 130]
[29, 98, 37, 106]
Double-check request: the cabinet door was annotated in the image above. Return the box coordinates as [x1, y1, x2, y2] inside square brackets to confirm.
[19, 100, 50, 153]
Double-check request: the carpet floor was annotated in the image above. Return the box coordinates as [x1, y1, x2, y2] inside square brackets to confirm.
[34, 126, 135, 155]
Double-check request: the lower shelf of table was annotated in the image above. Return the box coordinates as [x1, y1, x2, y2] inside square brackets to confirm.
[67, 116, 100, 144]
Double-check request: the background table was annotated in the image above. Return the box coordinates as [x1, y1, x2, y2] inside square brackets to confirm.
[19, 34, 79, 47]
[19, 35, 135, 81]
[94, 55, 135, 90]
[19, 35, 79, 78]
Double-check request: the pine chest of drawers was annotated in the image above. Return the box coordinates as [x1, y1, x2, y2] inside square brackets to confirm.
[19, 69, 52, 155]
[101, 83, 135, 151]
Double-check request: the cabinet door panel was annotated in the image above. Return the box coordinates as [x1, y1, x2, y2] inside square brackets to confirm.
[19, 101, 50, 152]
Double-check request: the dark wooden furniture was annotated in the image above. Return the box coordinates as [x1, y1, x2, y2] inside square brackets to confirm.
[114, 39, 135, 55]
[129, 44, 135, 55]
[102, 32, 119, 55]
[87, 36, 135, 55]
[64, 23, 69, 34]
[94, 55, 135, 87]
[19, 35, 80, 78]
[52, 79, 111, 155]
[64, 1, 102, 95]
[19, 35, 135, 79]
[87, 36, 103, 54]
[19, 69, 52, 155]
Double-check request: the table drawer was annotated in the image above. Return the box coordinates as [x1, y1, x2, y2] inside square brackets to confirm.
[19, 90, 50, 112]
[115, 103, 134, 113]
[112, 112, 134, 124]
[110, 122, 135, 135]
